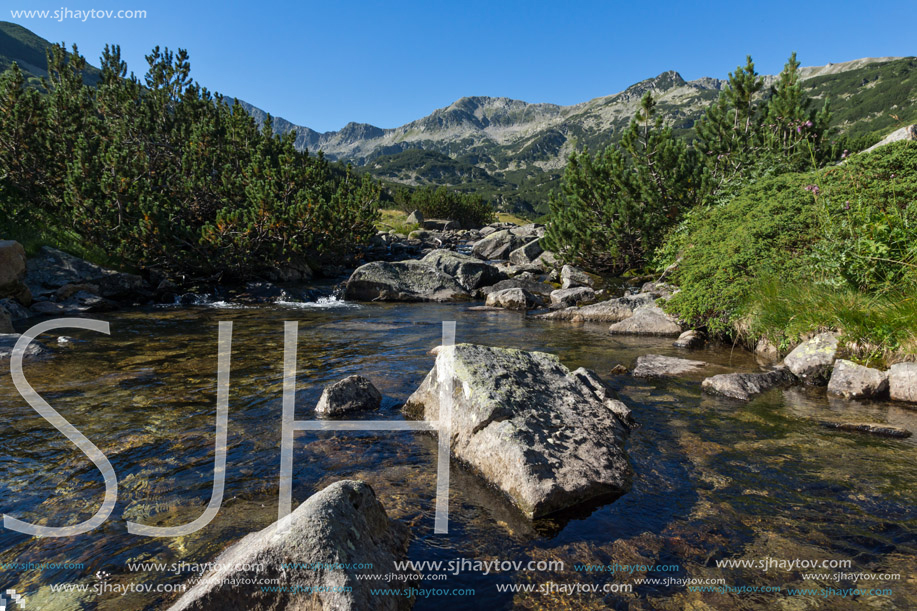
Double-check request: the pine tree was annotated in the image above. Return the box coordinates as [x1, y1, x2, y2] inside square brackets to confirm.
[694, 56, 764, 192]
[543, 92, 702, 272]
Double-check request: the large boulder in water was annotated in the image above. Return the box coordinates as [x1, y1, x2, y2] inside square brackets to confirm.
[169, 480, 415, 611]
[484, 287, 541, 310]
[480, 277, 554, 300]
[404, 344, 633, 519]
[344, 261, 469, 302]
[421, 249, 505, 291]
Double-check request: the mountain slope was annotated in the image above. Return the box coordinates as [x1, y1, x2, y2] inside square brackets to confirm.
[244, 56, 917, 214]
[0, 21, 101, 85]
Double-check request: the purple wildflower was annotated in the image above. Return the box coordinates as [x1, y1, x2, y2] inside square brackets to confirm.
[804, 184, 820, 195]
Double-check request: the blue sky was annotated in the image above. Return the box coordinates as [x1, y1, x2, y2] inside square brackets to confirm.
[6, 0, 916, 132]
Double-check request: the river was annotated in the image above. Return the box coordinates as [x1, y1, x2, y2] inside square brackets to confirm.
[1, 298, 915, 609]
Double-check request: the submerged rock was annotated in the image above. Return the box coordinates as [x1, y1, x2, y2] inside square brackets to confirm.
[632, 354, 709, 378]
[344, 261, 469, 302]
[701, 368, 796, 401]
[889, 362, 917, 403]
[315, 375, 383, 417]
[819, 421, 912, 438]
[608, 305, 682, 336]
[0, 333, 48, 361]
[169, 480, 414, 611]
[827, 360, 889, 400]
[783, 333, 838, 385]
[421, 249, 505, 291]
[673, 330, 705, 349]
[404, 344, 633, 519]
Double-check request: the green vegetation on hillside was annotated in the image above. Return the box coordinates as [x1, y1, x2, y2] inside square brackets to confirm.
[0, 43, 379, 279]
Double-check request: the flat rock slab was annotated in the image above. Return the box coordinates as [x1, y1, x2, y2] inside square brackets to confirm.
[632, 354, 709, 378]
[608, 305, 682, 336]
[344, 261, 469, 302]
[169, 481, 414, 611]
[819, 421, 912, 438]
[702, 368, 796, 401]
[404, 344, 633, 519]
[536, 293, 656, 323]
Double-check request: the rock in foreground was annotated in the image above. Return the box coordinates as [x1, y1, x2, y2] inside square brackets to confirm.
[344, 261, 468, 302]
[701, 368, 796, 401]
[169, 480, 414, 611]
[404, 344, 633, 519]
[315, 375, 383, 417]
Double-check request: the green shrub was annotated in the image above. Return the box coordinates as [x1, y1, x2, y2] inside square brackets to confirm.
[393, 185, 494, 228]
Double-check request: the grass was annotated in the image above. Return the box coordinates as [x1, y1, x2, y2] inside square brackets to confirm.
[740, 278, 917, 367]
[495, 212, 529, 225]
[375, 209, 420, 235]
[1, 212, 117, 266]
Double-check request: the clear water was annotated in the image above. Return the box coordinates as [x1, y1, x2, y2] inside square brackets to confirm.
[1, 300, 915, 609]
